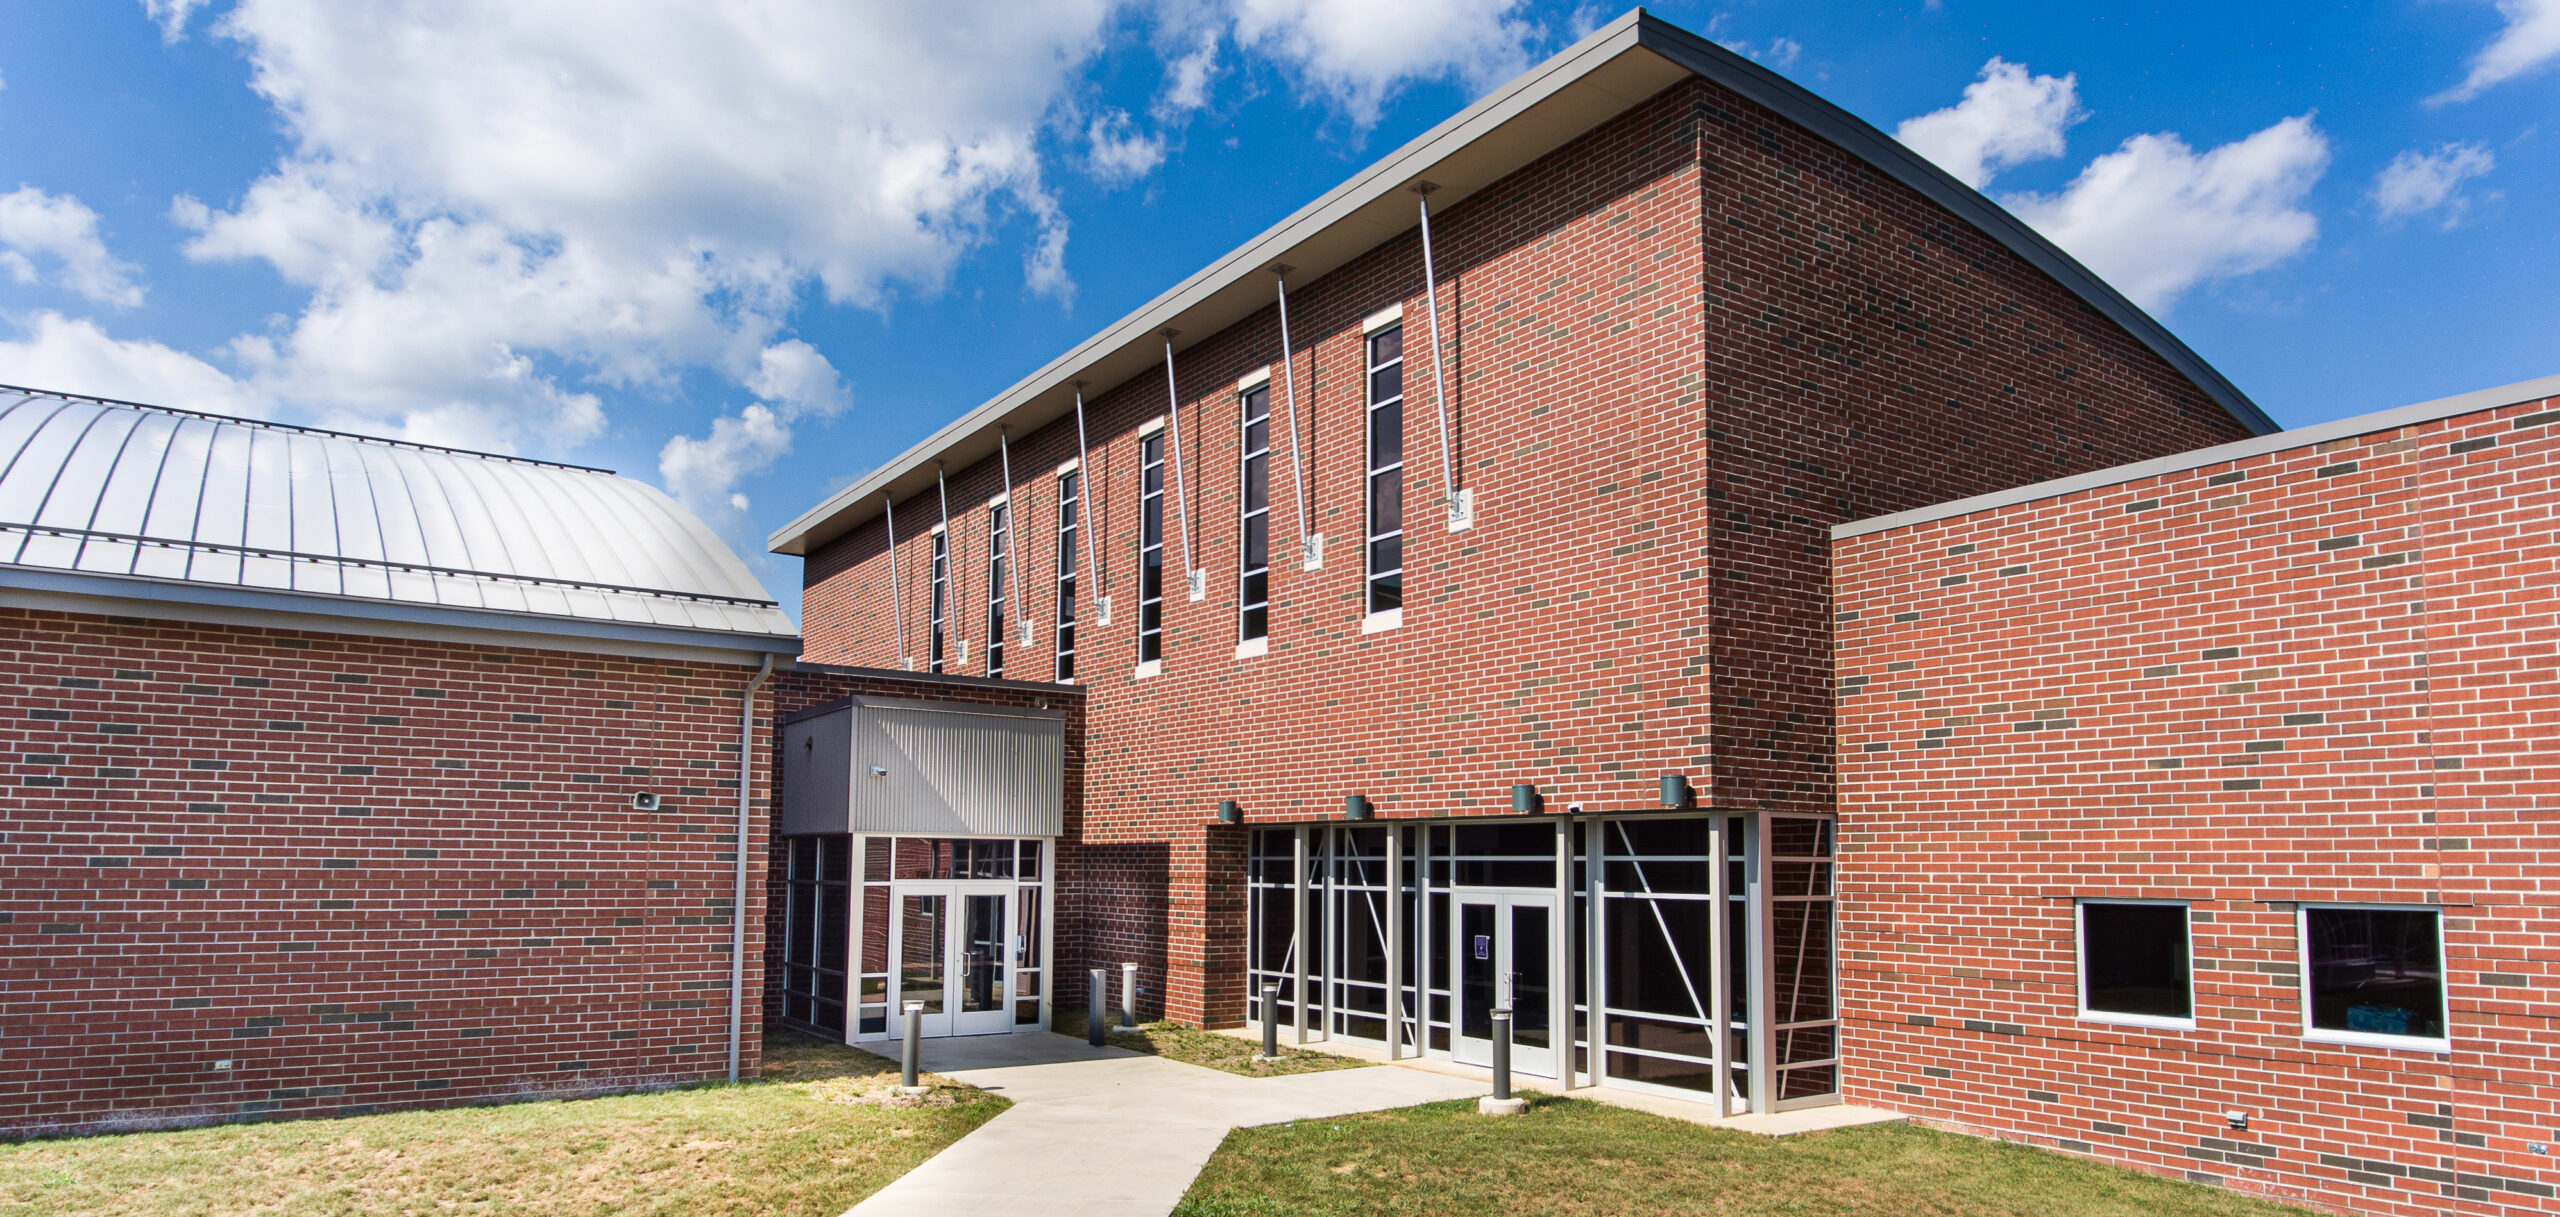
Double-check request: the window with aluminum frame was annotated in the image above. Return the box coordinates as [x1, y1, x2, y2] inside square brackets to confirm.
[927, 530, 949, 673]
[1364, 326, 1404, 616]
[1054, 469, 1080, 682]
[780, 836, 852, 1034]
[852, 835, 1051, 1037]
[985, 501, 1010, 678]
[1137, 430, 1167, 664]
[1763, 814, 1839, 1106]
[1238, 382, 1273, 643]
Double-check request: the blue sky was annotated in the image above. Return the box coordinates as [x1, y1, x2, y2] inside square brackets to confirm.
[0, 1, 2551, 617]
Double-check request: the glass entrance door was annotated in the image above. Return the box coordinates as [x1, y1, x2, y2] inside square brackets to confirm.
[890, 882, 1014, 1037]
[1452, 893, 1555, 1076]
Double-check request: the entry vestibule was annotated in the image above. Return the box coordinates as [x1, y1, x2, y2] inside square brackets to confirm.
[778, 834, 1053, 1042]
[1244, 812, 1839, 1114]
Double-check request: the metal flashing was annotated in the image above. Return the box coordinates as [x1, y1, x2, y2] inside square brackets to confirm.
[1832, 372, 2560, 540]
[767, 7, 2272, 559]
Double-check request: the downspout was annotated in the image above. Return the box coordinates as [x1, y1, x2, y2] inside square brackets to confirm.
[728, 650, 777, 1083]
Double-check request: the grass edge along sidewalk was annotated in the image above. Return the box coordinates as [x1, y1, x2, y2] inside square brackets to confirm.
[0, 1031, 1004, 1217]
[1054, 1009, 1364, 1077]
[1174, 1093, 2329, 1217]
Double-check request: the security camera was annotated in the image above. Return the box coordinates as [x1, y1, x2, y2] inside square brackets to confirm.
[1566, 801, 1586, 815]
[631, 792, 660, 812]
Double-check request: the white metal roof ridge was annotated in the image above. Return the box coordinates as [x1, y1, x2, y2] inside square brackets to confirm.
[766, 6, 2272, 558]
[1831, 371, 2560, 540]
[0, 386, 798, 644]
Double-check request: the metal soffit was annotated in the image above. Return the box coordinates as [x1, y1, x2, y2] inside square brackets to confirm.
[0, 386, 796, 640]
[765, 6, 2274, 559]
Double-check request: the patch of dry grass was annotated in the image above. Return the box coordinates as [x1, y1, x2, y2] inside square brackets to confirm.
[1174, 1095, 2325, 1217]
[1053, 1009, 1362, 1077]
[0, 1031, 1003, 1217]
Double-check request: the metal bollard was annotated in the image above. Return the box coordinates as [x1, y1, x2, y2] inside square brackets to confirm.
[900, 1001, 924, 1091]
[1259, 983, 1281, 1059]
[1120, 962, 1140, 1030]
[1491, 1006, 1513, 1101]
[1088, 968, 1108, 1046]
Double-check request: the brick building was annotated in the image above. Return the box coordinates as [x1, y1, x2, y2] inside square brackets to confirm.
[1834, 373, 2560, 1215]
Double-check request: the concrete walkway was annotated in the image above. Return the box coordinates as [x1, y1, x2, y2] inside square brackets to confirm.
[846, 1033, 1486, 1217]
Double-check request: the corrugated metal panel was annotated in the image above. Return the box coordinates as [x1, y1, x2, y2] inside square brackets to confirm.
[0, 387, 794, 638]
[851, 700, 1063, 837]
[778, 707, 854, 836]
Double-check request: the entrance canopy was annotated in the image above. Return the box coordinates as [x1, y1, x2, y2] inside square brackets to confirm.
[779, 695, 1065, 837]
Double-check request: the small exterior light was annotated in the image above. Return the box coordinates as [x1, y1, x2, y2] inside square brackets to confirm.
[1659, 774, 1693, 809]
[1344, 794, 1372, 820]
[1216, 799, 1241, 825]
[1511, 783, 1543, 814]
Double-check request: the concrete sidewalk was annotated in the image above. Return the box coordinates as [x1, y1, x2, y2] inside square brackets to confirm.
[845, 1033, 1486, 1217]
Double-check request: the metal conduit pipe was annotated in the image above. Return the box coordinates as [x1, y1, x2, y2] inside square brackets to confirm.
[1072, 382, 1096, 623]
[936, 463, 959, 663]
[727, 650, 775, 1083]
[1159, 334, 1199, 596]
[883, 493, 906, 668]
[1269, 266, 1312, 557]
[999, 428, 1026, 644]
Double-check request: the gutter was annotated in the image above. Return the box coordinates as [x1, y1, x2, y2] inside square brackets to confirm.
[728, 652, 777, 1083]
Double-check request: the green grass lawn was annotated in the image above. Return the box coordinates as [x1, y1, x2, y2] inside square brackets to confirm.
[1175, 1094, 2321, 1217]
[0, 1031, 1005, 1217]
[1053, 1009, 1362, 1077]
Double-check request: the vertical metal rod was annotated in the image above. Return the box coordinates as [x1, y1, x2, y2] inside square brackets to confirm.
[884, 495, 907, 668]
[1413, 189, 1459, 517]
[1491, 1007, 1513, 1101]
[1088, 969, 1108, 1047]
[1385, 824, 1404, 1061]
[1071, 383, 1099, 626]
[1747, 813, 1772, 1114]
[1160, 335, 1197, 587]
[936, 464, 960, 663]
[726, 653, 772, 1083]
[1554, 819, 1573, 1091]
[1709, 813, 1732, 1118]
[1271, 268, 1311, 552]
[1000, 428, 1026, 643]
[1291, 826, 1309, 1045]
[1121, 961, 1139, 1029]
[901, 1001, 923, 1088]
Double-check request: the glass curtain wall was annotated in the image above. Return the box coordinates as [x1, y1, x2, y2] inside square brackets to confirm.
[772, 834, 1052, 1042]
[1243, 812, 1837, 1113]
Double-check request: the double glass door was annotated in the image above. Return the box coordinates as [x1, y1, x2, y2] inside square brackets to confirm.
[891, 882, 1014, 1037]
[1451, 892, 1555, 1076]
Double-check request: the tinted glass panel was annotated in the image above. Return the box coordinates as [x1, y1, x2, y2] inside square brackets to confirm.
[2082, 902, 2191, 1020]
[2305, 907, 2444, 1040]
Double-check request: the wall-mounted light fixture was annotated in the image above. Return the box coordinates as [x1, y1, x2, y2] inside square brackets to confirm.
[1344, 793, 1372, 821]
[1511, 783, 1543, 814]
[869, 765, 890, 779]
[1216, 799, 1241, 825]
[1659, 774, 1693, 809]
[630, 792, 661, 812]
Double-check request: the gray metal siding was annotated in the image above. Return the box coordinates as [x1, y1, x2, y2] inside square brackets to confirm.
[778, 707, 854, 835]
[853, 704, 1063, 837]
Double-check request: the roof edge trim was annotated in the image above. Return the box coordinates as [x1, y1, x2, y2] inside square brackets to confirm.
[1832, 371, 2560, 541]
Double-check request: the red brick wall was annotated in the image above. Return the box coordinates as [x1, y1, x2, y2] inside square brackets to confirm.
[1833, 391, 2560, 1215]
[0, 607, 775, 1136]
[797, 77, 2256, 1027]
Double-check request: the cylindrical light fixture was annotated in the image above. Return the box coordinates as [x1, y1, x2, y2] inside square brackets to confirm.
[1216, 799, 1241, 825]
[1511, 783, 1543, 814]
[1660, 774, 1693, 809]
[1344, 793, 1372, 820]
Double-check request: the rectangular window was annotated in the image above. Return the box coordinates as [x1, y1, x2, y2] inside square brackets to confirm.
[985, 501, 1009, 678]
[782, 836, 850, 1034]
[1239, 383, 1272, 644]
[1138, 430, 1166, 665]
[1055, 470, 1079, 682]
[2077, 900, 2193, 1027]
[928, 529, 949, 674]
[2302, 905, 2447, 1048]
[1365, 325, 1404, 617]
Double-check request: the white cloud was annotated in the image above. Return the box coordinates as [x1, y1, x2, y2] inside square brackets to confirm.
[1895, 58, 2084, 189]
[746, 339, 851, 421]
[1228, 0, 1540, 126]
[1158, 26, 1221, 117]
[2434, 0, 2560, 103]
[172, 0, 1116, 460]
[1719, 36, 1803, 70]
[2372, 142, 2497, 226]
[1088, 110, 1169, 182]
[0, 187, 147, 308]
[141, 0, 209, 42]
[0, 312, 260, 416]
[660, 402, 791, 519]
[2002, 115, 2330, 313]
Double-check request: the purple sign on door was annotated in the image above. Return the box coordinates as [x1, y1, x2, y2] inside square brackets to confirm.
[1473, 935, 1490, 960]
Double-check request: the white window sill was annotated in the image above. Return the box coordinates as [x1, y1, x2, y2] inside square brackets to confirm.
[2076, 1011, 2196, 1033]
[1235, 637, 1268, 659]
[1361, 608, 1402, 634]
[2303, 1028, 2451, 1054]
[1132, 659, 1162, 680]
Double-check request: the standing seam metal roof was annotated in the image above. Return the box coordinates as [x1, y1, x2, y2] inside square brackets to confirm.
[0, 385, 797, 640]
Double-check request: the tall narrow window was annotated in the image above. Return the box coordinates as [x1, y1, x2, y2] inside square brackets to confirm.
[1239, 383, 1272, 644]
[928, 529, 949, 673]
[1138, 429, 1166, 666]
[1055, 469, 1080, 682]
[1365, 325, 1404, 617]
[985, 501, 1009, 678]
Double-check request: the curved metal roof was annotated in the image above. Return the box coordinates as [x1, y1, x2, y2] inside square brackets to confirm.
[0, 386, 796, 642]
